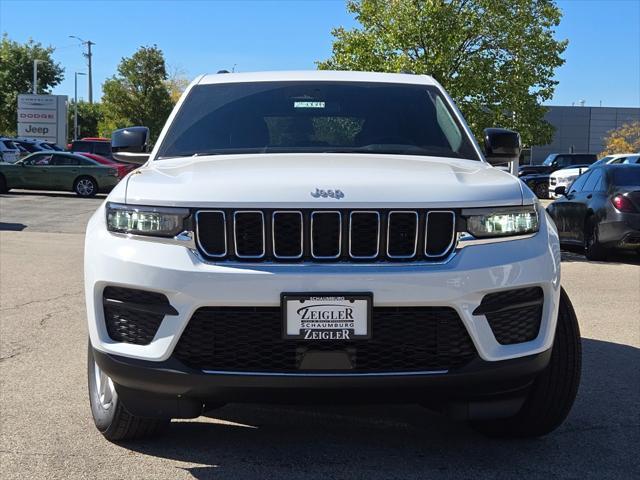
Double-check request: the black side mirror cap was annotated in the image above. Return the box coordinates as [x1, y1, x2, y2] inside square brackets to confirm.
[483, 128, 521, 165]
[554, 186, 566, 196]
[111, 126, 150, 164]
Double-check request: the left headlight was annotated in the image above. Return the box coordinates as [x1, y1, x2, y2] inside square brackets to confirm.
[106, 202, 190, 237]
[463, 204, 539, 238]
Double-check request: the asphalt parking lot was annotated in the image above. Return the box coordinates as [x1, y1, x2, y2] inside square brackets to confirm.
[1, 191, 639, 480]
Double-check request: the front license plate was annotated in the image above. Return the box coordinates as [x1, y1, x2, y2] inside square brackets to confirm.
[282, 293, 372, 341]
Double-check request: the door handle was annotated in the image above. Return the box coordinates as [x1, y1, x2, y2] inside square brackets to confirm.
[586, 194, 592, 199]
[71, 169, 78, 173]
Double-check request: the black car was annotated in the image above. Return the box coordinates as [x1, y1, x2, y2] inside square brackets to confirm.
[547, 164, 640, 259]
[519, 153, 597, 177]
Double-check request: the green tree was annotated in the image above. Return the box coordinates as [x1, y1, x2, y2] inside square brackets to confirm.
[317, 0, 567, 146]
[99, 45, 173, 142]
[67, 101, 104, 141]
[0, 34, 64, 135]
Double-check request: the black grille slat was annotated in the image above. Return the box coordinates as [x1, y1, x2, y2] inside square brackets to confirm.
[196, 211, 226, 257]
[387, 211, 418, 258]
[103, 287, 171, 345]
[234, 212, 265, 258]
[425, 211, 455, 257]
[273, 211, 303, 259]
[196, 209, 456, 263]
[311, 211, 341, 258]
[173, 306, 476, 372]
[349, 212, 380, 258]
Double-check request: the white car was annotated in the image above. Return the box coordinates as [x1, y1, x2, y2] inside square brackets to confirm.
[84, 71, 581, 441]
[549, 153, 638, 198]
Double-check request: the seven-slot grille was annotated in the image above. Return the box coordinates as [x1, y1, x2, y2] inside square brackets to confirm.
[195, 209, 456, 262]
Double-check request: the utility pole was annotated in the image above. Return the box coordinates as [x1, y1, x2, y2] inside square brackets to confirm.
[32, 60, 45, 94]
[86, 40, 94, 103]
[74, 72, 87, 140]
[69, 36, 95, 103]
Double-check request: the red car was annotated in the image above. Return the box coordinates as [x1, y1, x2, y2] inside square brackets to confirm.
[80, 153, 135, 178]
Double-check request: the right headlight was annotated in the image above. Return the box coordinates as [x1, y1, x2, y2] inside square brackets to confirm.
[463, 205, 539, 238]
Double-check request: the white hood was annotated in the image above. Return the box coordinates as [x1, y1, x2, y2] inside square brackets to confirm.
[124, 153, 524, 208]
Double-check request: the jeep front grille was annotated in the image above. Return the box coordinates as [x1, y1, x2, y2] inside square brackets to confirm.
[195, 209, 456, 262]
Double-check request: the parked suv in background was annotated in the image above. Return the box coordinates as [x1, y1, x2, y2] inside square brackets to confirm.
[0, 138, 21, 163]
[520, 153, 598, 199]
[85, 71, 581, 442]
[519, 153, 598, 177]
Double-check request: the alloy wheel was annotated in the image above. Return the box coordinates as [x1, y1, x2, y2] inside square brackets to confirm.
[77, 179, 95, 196]
[93, 360, 115, 410]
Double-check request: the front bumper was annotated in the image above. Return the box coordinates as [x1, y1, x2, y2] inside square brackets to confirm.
[85, 202, 561, 366]
[93, 346, 551, 418]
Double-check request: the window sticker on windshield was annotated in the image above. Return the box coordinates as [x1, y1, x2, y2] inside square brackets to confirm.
[294, 101, 325, 109]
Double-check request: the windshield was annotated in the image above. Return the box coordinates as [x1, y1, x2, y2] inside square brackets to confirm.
[156, 82, 480, 160]
[592, 156, 613, 167]
[542, 155, 556, 166]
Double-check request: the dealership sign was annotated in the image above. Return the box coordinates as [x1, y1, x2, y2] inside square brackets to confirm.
[17, 94, 67, 147]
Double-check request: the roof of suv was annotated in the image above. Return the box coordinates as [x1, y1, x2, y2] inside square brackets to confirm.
[198, 70, 438, 86]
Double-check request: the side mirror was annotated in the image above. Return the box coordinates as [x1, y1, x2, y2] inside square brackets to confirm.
[111, 126, 150, 164]
[483, 128, 521, 165]
[554, 186, 566, 196]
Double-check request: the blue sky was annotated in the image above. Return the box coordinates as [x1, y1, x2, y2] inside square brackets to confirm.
[1, 0, 638, 107]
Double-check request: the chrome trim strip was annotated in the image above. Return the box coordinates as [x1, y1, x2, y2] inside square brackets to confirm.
[349, 211, 380, 259]
[111, 230, 197, 249]
[456, 231, 538, 247]
[233, 210, 266, 259]
[272, 210, 304, 259]
[310, 211, 342, 259]
[424, 210, 456, 257]
[201, 369, 448, 377]
[195, 210, 227, 258]
[386, 211, 418, 259]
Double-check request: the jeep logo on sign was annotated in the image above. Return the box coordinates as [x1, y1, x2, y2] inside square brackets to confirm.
[310, 188, 344, 199]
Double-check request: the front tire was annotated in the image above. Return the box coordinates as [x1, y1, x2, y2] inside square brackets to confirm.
[74, 176, 98, 197]
[534, 182, 549, 199]
[471, 287, 581, 438]
[88, 344, 169, 441]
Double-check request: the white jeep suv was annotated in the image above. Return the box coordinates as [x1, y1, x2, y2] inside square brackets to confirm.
[85, 71, 581, 441]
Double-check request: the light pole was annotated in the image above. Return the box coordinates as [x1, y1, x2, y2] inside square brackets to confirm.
[32, 59, 45, 94]
[69, 35, 95, 103]
[74, 72, 87, 140]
